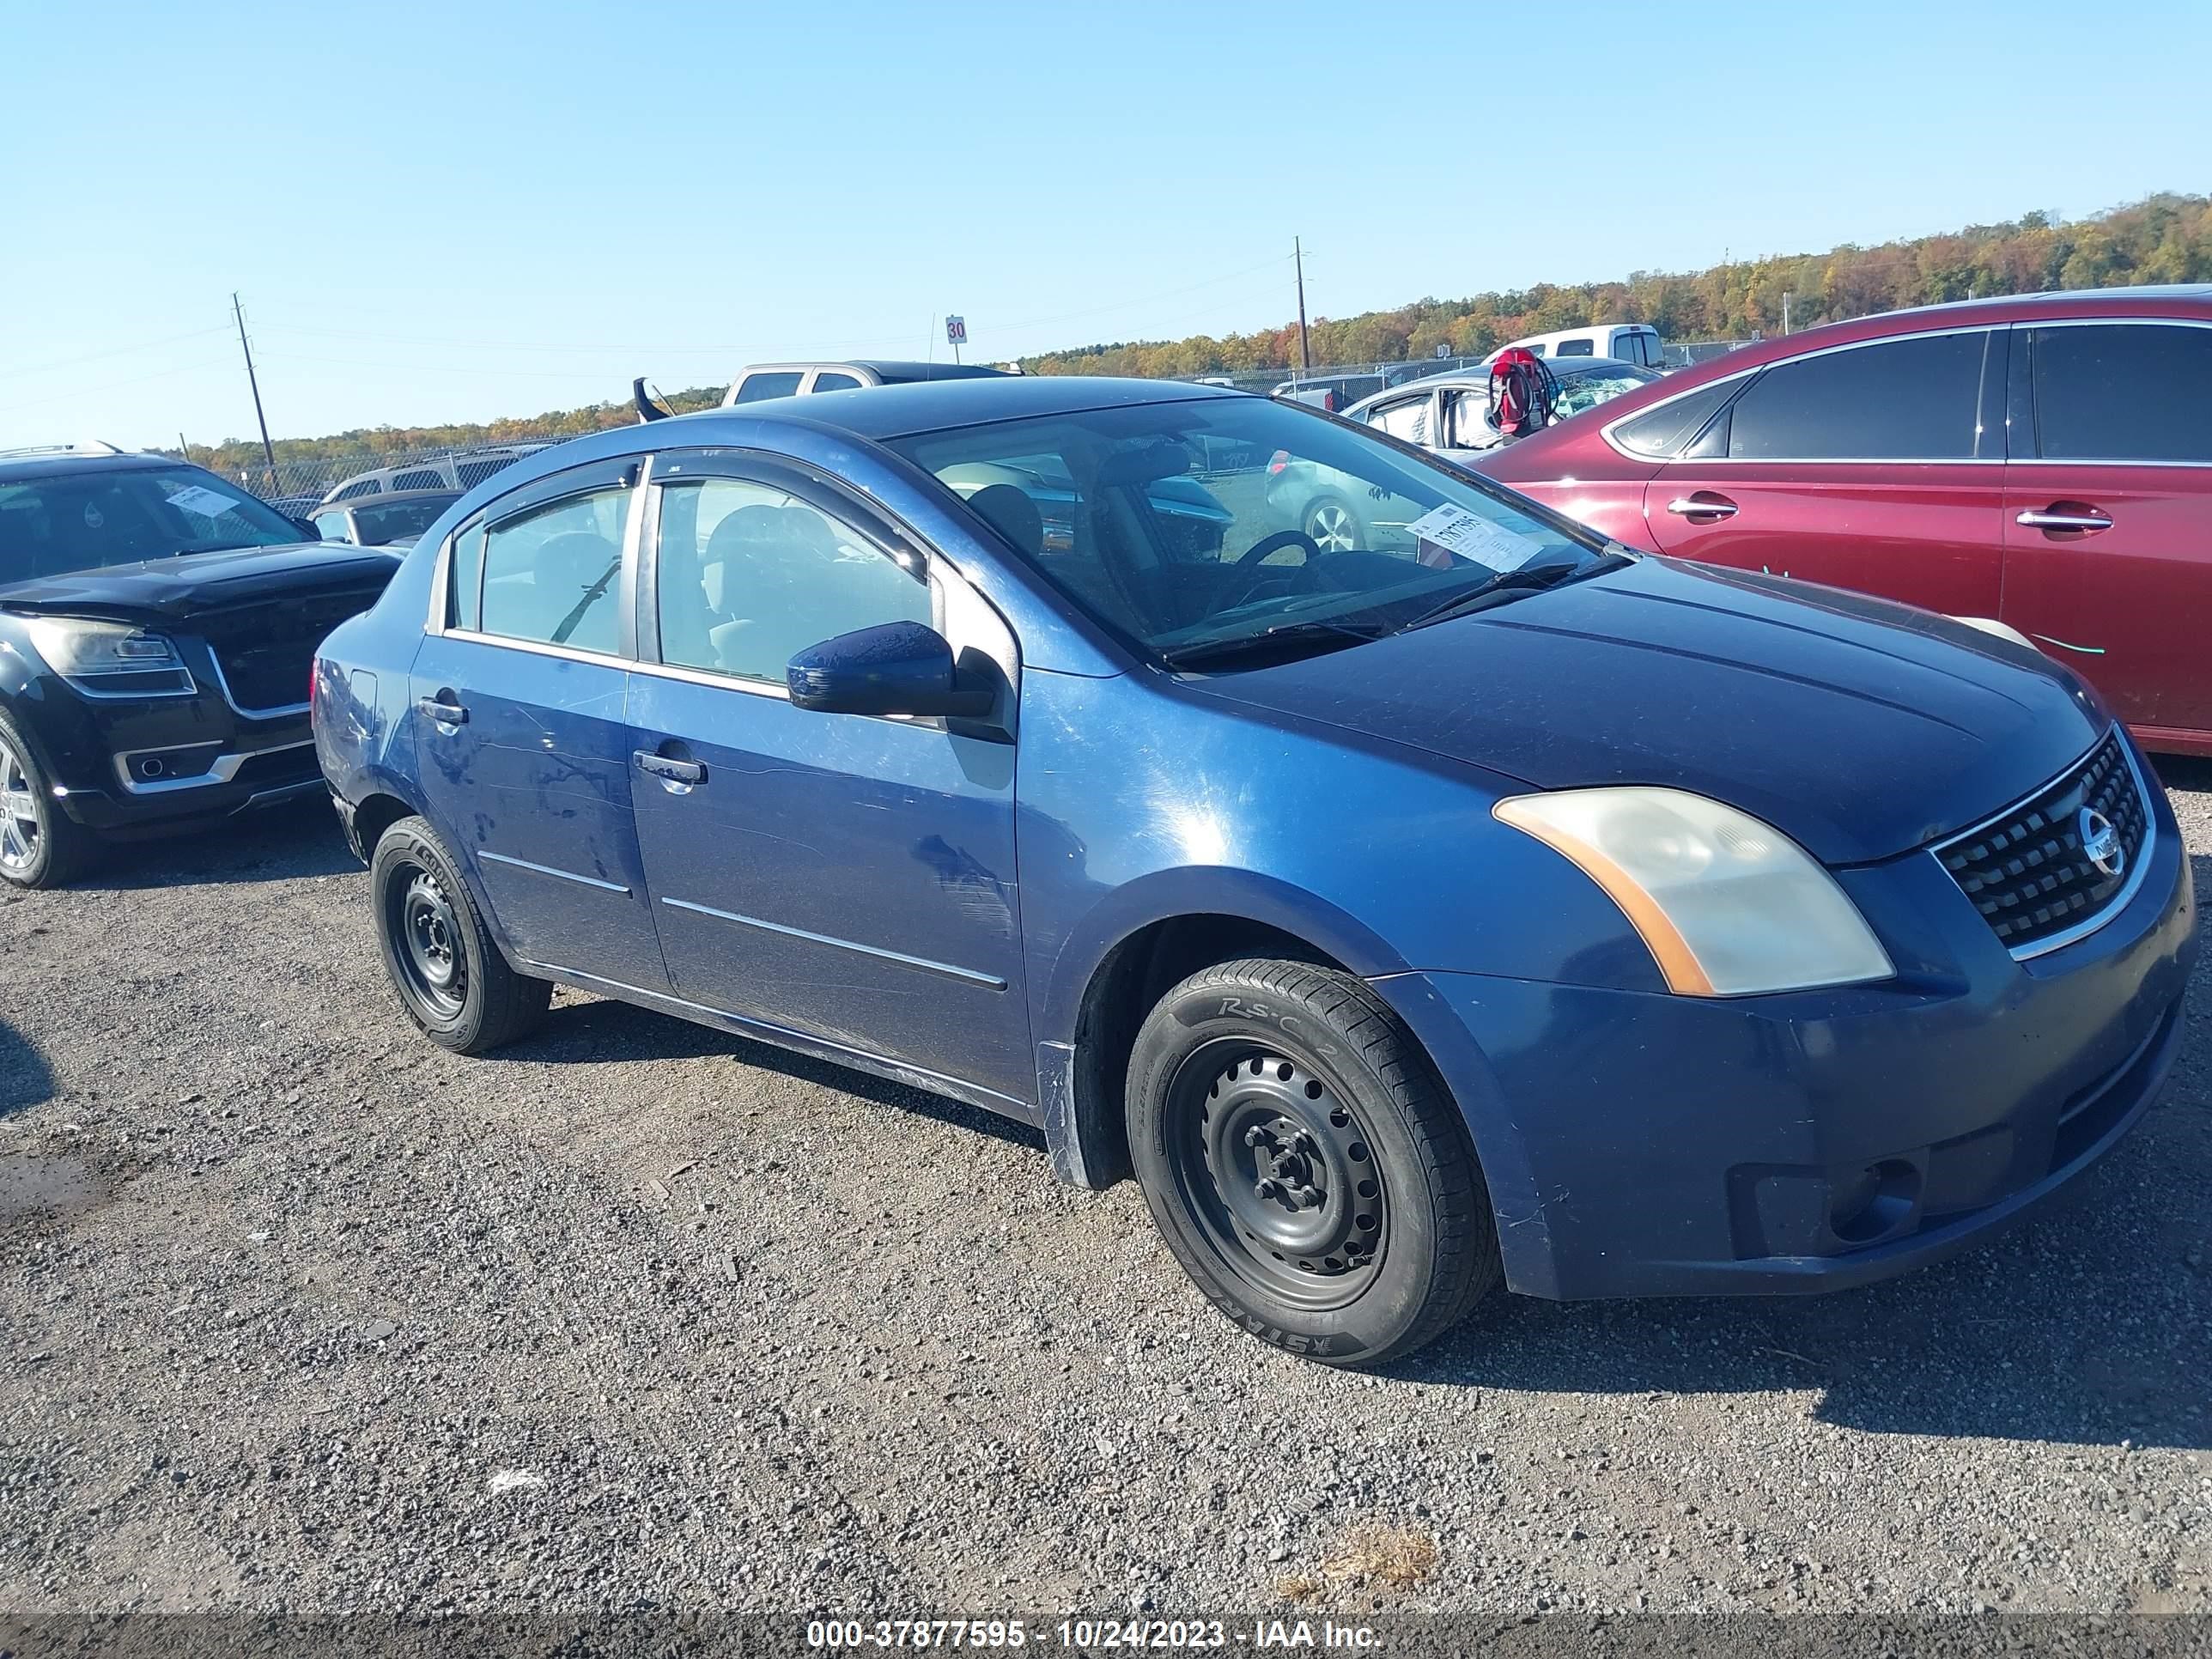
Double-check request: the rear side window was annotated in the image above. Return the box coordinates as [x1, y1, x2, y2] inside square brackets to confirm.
[477, 486, 633, 653]
[733, 372, 805, 404]
[1609, 380, 1738, 458]
[333, 479, 383, 501]
[1726, 331, 1990, 460]
[2030, 324, 2212, 463]
[392, 469, 446, 490]
[1553, 338, 1595, 357]
[455, 456, 520, 489]
[810, 372, 862, 392]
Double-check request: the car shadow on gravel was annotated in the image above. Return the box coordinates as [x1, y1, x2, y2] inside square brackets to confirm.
[0, 1018, 54, 1120]
[507, 994, 1048, 1154]
[76, 800, 360, 891]
[1396, 848, 2212, 1452]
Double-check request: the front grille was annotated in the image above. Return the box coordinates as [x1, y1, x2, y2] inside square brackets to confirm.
[1936, 729, 2150, 955]
[200, 588, 382, 716]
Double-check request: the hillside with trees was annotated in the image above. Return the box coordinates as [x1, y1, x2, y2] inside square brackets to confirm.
[187, 192, 2208, 481]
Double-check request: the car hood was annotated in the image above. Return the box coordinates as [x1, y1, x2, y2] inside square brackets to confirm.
[1186, 556, 2105, 865]
[0, 544, 400, 623]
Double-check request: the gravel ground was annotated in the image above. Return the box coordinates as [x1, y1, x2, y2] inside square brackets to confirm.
[2, 766, 2208, 1620]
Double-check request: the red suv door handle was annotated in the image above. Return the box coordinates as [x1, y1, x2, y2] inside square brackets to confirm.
[1666, 494, 1738, 520]
[2015, 506, 2113, 532]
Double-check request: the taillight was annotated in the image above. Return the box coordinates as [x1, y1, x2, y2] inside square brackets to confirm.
[1267, 449, 1290, 476]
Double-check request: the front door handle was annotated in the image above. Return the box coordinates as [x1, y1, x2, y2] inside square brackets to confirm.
[2015, 507, 2113, 532]
[1666, 495, 1738, 520]
[634, 751, 706, 787]
[416, 696, 469, 726]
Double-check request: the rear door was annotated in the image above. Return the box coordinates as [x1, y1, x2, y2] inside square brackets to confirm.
[410, 458, 670, 991]
[623, 452, 1035, 1107]
[1640, 328, 2009, 619]
[2001, 318, 2212, 744]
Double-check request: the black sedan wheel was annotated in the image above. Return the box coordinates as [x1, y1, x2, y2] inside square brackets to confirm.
[0, 714, 94, 890]
[1127, 959, 1501, 1366]
[369, 816, 550, 1053]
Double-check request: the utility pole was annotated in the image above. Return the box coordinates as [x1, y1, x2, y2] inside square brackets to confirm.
[231, 292, 278, 489]
[178, 431, 193, 465]
[1782, 293, 1791, 335]
[1293, 237, 1311, 374]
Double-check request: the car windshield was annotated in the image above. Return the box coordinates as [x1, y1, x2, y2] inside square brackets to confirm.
[0, 465, 301, 583]
[349, 495, 457, 545]
[1556, 368, 1658, 417]
[890, 395, 1623, 666]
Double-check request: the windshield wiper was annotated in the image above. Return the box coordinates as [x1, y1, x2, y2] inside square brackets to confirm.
[1158, 617, 1393, 671]
[1401, 551, 1631, 633]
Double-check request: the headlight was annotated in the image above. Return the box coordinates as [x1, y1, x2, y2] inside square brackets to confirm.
[1494, 787, 1894, 996]
[21, 617, 192, 695]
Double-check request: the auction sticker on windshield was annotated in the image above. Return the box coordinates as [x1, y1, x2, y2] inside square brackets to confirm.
[1406, 501, 1541, 573]
[164, 484, 240, 520]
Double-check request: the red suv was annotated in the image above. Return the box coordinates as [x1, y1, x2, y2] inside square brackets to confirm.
[1475, 286, 2212, 756]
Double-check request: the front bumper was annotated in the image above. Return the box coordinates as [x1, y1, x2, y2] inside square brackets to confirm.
[1376, 781, 2199, 1301]
[23, 676, 322, 837]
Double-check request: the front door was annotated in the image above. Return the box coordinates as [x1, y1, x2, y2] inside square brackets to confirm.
[624, 457, 1034, 1107]
[1999, 319, 2212, 744]
[410, 459, 668, 991]
[1642, 327, 2009, 620]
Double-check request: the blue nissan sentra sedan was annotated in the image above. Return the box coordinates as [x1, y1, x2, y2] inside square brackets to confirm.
[311, 375, 2197, 1366]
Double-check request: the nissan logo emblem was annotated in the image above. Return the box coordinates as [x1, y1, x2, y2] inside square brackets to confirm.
[2078, 806, 2125, 879]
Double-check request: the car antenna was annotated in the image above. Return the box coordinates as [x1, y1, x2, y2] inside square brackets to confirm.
[632, 377, 676, 423]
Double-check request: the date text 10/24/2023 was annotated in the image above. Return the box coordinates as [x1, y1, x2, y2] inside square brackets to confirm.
[804, 1620, 1383, 1650]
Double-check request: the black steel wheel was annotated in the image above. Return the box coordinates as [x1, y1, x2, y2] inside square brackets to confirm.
[1167, 1042, 1389, 1309]
[1127, 958, 1500, 1366]
[368, 816, 550, 1054]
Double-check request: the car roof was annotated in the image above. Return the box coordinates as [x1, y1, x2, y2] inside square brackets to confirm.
[329, 488, 460, 508]
[0, 449, 180, 485]
[678, 374, 1238, 440]
[737, 360, 1011, 385]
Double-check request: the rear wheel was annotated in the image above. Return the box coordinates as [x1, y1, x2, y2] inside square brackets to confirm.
[0, 713, 96, 890]
[1302, 495, 1359, 554]
[369, 816, 549, 1053]
[1127, 959, 1500, 1366]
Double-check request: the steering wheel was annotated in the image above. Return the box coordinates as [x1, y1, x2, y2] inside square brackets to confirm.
[1219, 529, 1323, 609]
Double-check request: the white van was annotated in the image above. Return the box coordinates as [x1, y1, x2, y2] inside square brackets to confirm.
[1486, 325, 1665, 369]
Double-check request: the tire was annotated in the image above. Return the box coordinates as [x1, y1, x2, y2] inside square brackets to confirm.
[1127, 959, 1501, 1367]
[0, 710, 98, 890]
[368, 815, 550, 1054]
[1301, 495, 1360, 555]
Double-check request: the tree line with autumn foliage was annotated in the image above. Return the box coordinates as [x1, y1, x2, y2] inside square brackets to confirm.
[1020, 193, 2212, 380]
[185, 193, 2209, 485]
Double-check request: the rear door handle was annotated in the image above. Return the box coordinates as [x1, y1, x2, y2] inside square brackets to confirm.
[416, 696, 469, 726]
[1665, 495, 1738, 520]
[2015, 507, 2113, 532]
[634, 751, 706, 787]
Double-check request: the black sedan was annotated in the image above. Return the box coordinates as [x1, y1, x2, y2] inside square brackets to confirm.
[0, 446, 398, 887]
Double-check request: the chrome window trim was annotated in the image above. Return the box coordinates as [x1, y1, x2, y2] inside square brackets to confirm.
[1929, 727, 2158, 962]
[629, 654, 792, 701]
[437, 629, 630, 672]
[202, 653, 310, 721]
[477, 849, 632, 895]
[1601, 322, 2002, 465]
[111, 737, 313, 796]
[54, 670, 200, 702]
[659, 896, 1007, 990]
[2008, 314, 2212, 468]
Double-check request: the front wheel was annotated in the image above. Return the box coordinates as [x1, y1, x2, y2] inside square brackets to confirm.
[1127, 959, 1500, 1366]
[1301, 495, 1359, 555]
[369, 816, 550, 1053]
[0, 712, 96, 890]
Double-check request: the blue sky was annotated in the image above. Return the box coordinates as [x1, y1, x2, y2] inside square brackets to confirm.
[3, 0, 2204, 450]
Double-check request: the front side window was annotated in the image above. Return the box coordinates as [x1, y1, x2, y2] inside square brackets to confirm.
[313, 511, 353, 543]
[476, 486, 632, 653]
[1555, 368, 1659, 420]
[653, 477, 930, 684]
[0, 465, 304, 583]
[349, 495, 455, 545]
[891, 394, 1613, 668]
[1609, 380, 1737, 458]
[732, 371, 805, 404]
[810, 372, 863, 392]
[2031, 323, 2212, 464]
[1726, 331, 1990, 460]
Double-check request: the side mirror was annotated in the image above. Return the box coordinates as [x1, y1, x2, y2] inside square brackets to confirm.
[290, 516, 322, 541]
[787, 622, 994, 718]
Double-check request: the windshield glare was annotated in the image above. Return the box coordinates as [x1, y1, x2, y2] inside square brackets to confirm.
[0, 466, 301, 582]
[893, 396, 1615, 662]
